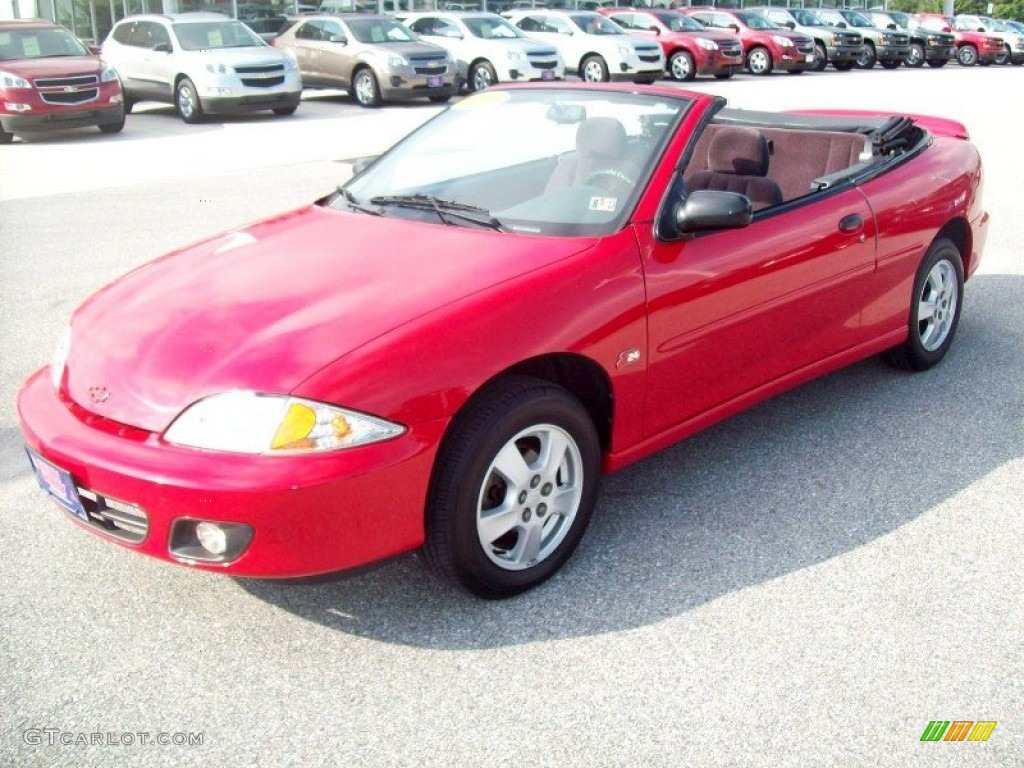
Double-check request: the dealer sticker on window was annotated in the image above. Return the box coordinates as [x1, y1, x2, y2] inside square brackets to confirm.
[588, 196, 617, 213]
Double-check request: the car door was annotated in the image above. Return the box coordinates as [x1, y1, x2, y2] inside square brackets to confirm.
[288, 20, 326, 84]
[636, 169, 878, 437]
[318, 19, 354, 88]
[139, 21, 175, 101]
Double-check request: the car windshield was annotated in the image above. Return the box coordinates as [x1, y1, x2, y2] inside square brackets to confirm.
[567, 14, 625, 35]
[890, 11, 909, 27]
[0, 27, 89, 60]
[340, 88, 688, 237]
[736, 13, 778, 31]
[792, 10, 824, 26]
[655, 13, 704, 32]
[463, 16, 521, 39]
[868, 13, 897, 28]
[345, 18, 416, 43]
[172, 21, 264, 50]
[840, 11, 874, 28]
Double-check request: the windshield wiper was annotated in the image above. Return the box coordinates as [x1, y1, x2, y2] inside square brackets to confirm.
[369, 194, 506, 232]
[337, 187, 382, 216]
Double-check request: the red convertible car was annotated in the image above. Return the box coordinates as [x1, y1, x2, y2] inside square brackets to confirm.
[18, 84, 987, 598]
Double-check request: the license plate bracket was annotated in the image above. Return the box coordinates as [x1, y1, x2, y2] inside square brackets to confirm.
[26, 448, 87, 521]
[427, 75, 442, 88]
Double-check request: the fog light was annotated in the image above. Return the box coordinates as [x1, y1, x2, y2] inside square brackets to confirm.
[196, 521, 228, 555]
[4, 102, 31, 112]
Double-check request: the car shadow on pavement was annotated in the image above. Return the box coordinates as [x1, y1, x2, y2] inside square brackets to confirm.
[158, 274, 1024, 646]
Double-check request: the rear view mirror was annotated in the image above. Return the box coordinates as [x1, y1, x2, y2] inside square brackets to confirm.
[545, 103, 586, 124]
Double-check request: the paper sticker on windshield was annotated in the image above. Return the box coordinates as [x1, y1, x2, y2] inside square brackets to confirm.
[452, 90, 510, 110]
[589, 196, 617, 213]
[23, 36, 41, 57]
[208, 30, 224, 46]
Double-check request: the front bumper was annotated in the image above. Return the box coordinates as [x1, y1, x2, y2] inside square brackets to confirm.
[201, 90, 302, 115]
[774, 50, 816, 71]
[875, 44, 911, 63]
[695, 49, 744, 76]
[18, 369, 446, 578]
[0, 104, 123, 133]
[925, 45, 957, 62]
[826, 44, 862, 64]
[380, 73, 458, 102]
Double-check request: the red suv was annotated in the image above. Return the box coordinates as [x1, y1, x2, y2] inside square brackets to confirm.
[600, 8, 743, 81]
[913, 13, 1003, 66]
[0, 18, 124, 144]
[682, 7, 815, 75]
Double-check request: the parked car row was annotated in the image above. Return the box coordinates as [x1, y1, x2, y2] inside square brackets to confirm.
[1, 7, 1022, 144]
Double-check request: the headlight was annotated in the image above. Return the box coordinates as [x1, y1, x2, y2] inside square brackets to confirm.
[0, 70, 31, 89]
[696, 37, 718, 50]
[507, 48, 526, 63]
[51, 326, 72, 390]
[163, 391, 405, 454]
[100, 66, 119, 83]
[828, 34, 839, 45]
[772, 35, 795, 48]
[388, 54, 408, 68]
[205, 62, 229, 75]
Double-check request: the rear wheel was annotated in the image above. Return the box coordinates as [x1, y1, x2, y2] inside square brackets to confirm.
[352, 68, 381, 108]
[581, 54, 609, 82]
[0, 125, 12, 145]
[175, 77, 203, 124]
[813, 42, 827, 72]
[880, 59, 901, 69]
[669, 50, 696, 81]
[926, 58, 947, 68]
[273, 106, 297, 116]
[906, 43, 924, 67]
[424, 376, 601, 599]
[833, 60, 855, 71]
[746, 46, 772, 75]
[957, 44, 978, 66]
[882, 237, 964, 371]
[856, 41, 876, 69]
[995, 45, 1009, 65]
[98, 116, 125, 133]
[469, 60, 497, 91]
[428, 94, 451, 103]
[123, 93, 135, 114]
[713, 71, 733, 80]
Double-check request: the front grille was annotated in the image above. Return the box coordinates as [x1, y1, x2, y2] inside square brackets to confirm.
[794, 39, 815, 55]
[34, 74, 98, 88]
[720, 41, 742, 56]
[74, 487, 149, 544]
[529, 59, 558, 69]
[234, 64, 284, 74]
[884, 33, 909, 46]
[983, 39, 1003, 51]
[40, 89, 98, 105]
[410, 55, 448, 75]
[839, 33, 862, 45]
[240, 76, 285, 88]
[638, 53, 661, 63]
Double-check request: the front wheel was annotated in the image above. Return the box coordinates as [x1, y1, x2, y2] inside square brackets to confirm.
[957, 44, 978, 66]
[995, 45, 1009, 65]
[424, 376, 601, 599]
[880, 59, 901, 69]
[273, 106, 297, 116]
[906, 43, 924, 67]
[98, 116, 125, 134]
[856, 41, 876, 69]
[926, 58, 948, 68]
[175, 77, 203, 124]
[833, 60, 855, 71]
[813, 42, 827, 72]
[882, 237, 964, 371]
[669, 50, 696, 81]
[746, 46, 773, 75]
[469, 60, 497, 91]
[0, 125, 12, 145]
[580, 55, 609, 83]
[352, 68, 381, 108]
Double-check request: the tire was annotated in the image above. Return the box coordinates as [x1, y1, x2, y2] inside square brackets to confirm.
[926, 58, 947, 68]
[957, 44, 978, 66]
[713, 72, 733, 80]
[668, 50, 696, 81]
[175, 77, 203, 124]
[273, 106, 297, 116]
[833, 61, 855, 71]
[352, 68, 381, 108]
[580, 54, 609, 83]
[856, 41, 876, 69]
[746, 46, 772, 75]
[995, 45, 1009, 65]
[882, 237, 964, 372]
[787, 69, 805, 75]
[423, 376, 601, 599]
[0, 125, 12, 145]
[813, 42, 827, 72]
[880, 59, 901, 69]
[123, 93, 135, 114]
[906, 43, 924, 68]
[469, 60, 497, 91]
[98, 115, 125, 134]
[428, 94, 451, 103]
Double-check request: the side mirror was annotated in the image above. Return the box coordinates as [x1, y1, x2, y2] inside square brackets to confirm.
[153, 42, 172, 53]
[728, 23, 740, 33]
[976, 27, 985, 32]
[784, 21, 795, 29]
[667, 190, 752, 237]
[650, 26, 661, 34]
[887, 23, 897, 30]
[327, 34, 347, 43]
[837, 21, 847, 28]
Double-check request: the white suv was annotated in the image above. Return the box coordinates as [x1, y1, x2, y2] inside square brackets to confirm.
[504, 10, 664, 83]
[401, 12, 565, 92]
[102, 12, 302, 123]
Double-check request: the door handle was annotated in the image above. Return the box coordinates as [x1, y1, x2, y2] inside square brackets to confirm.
[838, 214, 864, 234]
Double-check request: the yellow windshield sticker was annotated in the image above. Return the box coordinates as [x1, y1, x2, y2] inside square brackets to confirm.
[23, 36, 41, 57]
[208, 30, 223, 47]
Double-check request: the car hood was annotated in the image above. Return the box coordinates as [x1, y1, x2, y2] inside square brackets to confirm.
[359, 40, 447, 57]
[65, 205, 595, 433]
[178, 46, 289, 66]
[2, 56, 104, 78]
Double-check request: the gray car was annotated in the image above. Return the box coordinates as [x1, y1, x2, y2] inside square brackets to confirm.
[272, 14, 456, 107]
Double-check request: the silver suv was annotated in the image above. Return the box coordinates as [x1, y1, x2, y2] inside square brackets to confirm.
[401, 12, 564, 92]
[102, 13, 302, 123]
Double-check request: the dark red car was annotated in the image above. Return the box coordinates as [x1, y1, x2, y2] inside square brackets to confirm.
[0, 18, 124, 144]
[19, 84, 987, 598]
[681, 7, 816, 74]
[599, 8, 743, 81]
[914, 13, 1004, 66]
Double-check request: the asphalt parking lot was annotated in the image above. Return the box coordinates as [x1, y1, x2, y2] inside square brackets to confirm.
[1, 67, 1022, 767]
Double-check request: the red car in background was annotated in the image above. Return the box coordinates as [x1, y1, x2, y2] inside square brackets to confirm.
[0, 18, 124, 144]
[18, 85, 987, 598]
[913, 13, 1004, 66]
[599, 8, 743, 81]
[681, 7, 816, 75]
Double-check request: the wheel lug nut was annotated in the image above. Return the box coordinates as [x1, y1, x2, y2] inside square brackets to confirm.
[541, 482, 553, 496]
[522, 508, 532, 522]
[518, 491, 528, 505]
[537, 503, 547, 517]
[530, 475, 540, 489]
